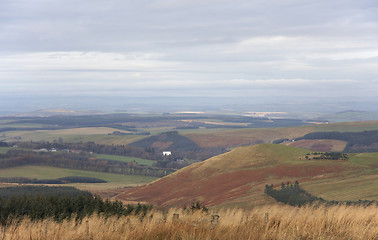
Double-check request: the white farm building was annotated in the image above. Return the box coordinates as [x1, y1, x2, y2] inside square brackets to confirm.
[162, 151, 172, 156]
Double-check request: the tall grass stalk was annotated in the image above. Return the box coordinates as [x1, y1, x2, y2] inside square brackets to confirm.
[0, 204, 376, 240]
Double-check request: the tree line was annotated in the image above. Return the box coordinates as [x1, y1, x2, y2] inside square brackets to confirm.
[14, 141, 161, 160]
[0, 176, 107, 184]
[0, 186, 152, 225]
[265, 181, 378, 207]
[305, 152, 348, 160]
[0, 186, 91, 200]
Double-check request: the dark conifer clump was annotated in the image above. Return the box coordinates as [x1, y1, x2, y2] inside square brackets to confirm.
[264, 181, 321, 206]
[264, 181, 377, 207]
[0, 176, 107, 184]
[0, 186, 152, 225]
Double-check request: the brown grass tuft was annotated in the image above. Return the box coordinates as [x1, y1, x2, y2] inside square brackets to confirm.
[1, 205, 377, 240]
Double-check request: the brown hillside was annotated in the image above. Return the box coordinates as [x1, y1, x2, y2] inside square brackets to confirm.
[115, 144, 376, 208]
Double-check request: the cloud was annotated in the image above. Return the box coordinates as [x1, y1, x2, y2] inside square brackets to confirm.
[0, 51, 171, 71]
[0, 0, 378, 111]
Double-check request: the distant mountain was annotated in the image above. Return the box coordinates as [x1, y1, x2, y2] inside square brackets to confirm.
[115, 144, 378, 208]
[13, 109, 105, 117]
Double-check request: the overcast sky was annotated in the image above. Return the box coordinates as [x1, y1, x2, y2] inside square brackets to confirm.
[1, 0, 378, 112]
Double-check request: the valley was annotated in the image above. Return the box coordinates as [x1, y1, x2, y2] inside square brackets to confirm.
[0, 112, 377, 239]
[0, 112, 376, 206]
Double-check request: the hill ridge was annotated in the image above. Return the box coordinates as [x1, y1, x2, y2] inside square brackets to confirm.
[115, 144, 377, 208]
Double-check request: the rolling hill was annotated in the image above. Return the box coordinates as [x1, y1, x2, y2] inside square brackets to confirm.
[321, 110, 378, 122]
[283, 139, 347, 152]
[183, 120, 378, 148]
[128, 131, 200, 151]
[115, 144, 378, 208]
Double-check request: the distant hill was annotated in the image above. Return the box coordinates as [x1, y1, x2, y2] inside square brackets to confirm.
[296, 130, 378, 152]
[321, 110, 378, 122]
[115, 144, 378, 208]
[13, 108, 104, 117]
[128, 131, 200, 151]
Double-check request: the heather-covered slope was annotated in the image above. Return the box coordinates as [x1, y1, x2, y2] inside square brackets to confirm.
[115, 144, 378, 208]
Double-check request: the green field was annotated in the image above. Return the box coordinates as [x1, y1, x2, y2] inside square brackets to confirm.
[302, 174, 378, 201]
[2, 129, 147, 145]
[0, 147, 156, 167]
[0, 147, 13, 154]
[63, 134, 147, 145]
[0, 165, 157, 191]
[0, 123, 45, 128]
[0, 146, 35, 154]
[95, 154, 156, 166]
[348, 152, 378, 167]
[259, 147, 378, 201]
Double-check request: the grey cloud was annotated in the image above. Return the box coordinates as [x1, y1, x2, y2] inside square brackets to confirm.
[1, 0, 378, 112]
[2, 0, 375, 52]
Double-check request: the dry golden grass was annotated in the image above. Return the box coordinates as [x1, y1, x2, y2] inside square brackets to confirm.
[1, 204, 377, 240]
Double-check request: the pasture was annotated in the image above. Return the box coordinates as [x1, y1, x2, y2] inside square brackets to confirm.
[0, 147, 13, 154]
[0, 165, 157, 192]
[283, 139, 348, 152]
[0, 123, 46, 128]
[2, 127, 147, 145]
[302, 174, 378, 201]
[94, 154, 156, 166]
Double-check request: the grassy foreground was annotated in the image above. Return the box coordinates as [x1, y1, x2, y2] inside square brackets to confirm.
[1, 205, 377, 240]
